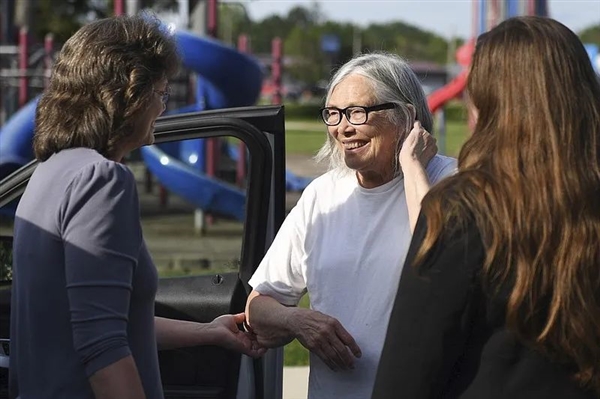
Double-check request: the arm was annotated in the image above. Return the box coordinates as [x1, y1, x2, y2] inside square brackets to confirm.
[154, 315, 265, 358]
[400, 121, 438, 232]
[245, 290, 297, 347]
[246, 290, 362, 371]
[62, 162, 144, 396]
[89, 356, 145, 399]
[372, 212, 485, 399]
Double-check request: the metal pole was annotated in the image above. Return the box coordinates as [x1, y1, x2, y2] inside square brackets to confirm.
[436, 109, 447, 155]
[478, 0, 487, 35]
[44, 33, 54, 88]
[207, 0, 218, 38]
[114, 0, 124, 16]
[236, 34, 249, 187]
[271, 37, 282, 105]
[203, 0, 219, 226]
[18, 27, 28, 108]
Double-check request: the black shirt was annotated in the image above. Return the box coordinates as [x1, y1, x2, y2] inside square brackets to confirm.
[372, 212, 597, 399]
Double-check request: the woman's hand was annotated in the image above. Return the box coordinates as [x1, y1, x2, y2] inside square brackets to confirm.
[210, 313, 266, 358]
[399, 121, 438, 169]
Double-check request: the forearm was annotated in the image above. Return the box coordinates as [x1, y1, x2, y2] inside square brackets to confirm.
[403, 161, 431, 233]
[155, 317, 215, 350]
[89, 355, 146, 399]
[246, 291, 297, 347]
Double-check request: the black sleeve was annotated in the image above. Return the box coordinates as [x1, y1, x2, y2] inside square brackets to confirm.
[372, 211, 485, 399]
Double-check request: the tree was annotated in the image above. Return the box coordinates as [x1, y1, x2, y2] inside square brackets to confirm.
[284, 25, 326, 83]
[218, 3, 251, 46]
[579, 25, 600, 46]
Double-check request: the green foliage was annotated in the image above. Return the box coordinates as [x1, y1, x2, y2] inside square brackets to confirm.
[362, 22, 449, 65]
[284, 104, 323, 120]
[579, 25, 600, 46]
[285, 26, 327, 83]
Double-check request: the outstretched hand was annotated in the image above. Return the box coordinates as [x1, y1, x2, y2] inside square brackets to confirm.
[399, 121, 438, 169]
[210, 313, 266, 358]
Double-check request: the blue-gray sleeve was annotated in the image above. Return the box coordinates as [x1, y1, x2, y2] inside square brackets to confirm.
[59, 160, 142, 377]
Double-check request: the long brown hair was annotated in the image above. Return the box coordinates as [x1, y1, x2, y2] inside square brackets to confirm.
[33, 14, 179, 161]
[417, 16, 600, 392]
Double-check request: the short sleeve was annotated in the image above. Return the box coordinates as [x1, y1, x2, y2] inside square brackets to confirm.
[428, 155, 458, 184]
[59, 161, 142, 377]
[249, 192, 309, 306]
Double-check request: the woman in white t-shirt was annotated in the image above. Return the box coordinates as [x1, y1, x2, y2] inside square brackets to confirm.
[245, 52, 457, 399]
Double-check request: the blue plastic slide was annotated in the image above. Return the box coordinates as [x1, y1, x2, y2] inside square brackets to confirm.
[138, 30, 265, 221]
[0, 98, 38, 179]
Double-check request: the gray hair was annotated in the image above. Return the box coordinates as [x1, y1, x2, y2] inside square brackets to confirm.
[314, 52, 433, 175]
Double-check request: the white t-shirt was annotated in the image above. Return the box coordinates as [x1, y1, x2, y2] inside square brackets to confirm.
[249, 155, 457, 399]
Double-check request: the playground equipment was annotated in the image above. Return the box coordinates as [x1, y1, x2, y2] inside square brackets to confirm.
[426, 0, 552, 147]
[0, 19, 312, 222]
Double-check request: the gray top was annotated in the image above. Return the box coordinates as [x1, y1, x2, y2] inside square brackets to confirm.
[10, 148, 162, 399]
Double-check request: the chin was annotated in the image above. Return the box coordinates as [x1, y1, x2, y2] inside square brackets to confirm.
[146, 133, 155, 146]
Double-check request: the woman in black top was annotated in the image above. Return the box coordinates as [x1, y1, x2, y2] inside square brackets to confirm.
[373, 16, 600, 399]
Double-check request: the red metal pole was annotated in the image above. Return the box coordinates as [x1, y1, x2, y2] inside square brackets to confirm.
[18, 27, 28, 108]
[204, 0, 219, 224]
[207, 0, 218, 38]
[271, 37, 283, 105]
[527, 0, 535, 15]
[44, 33, 53, 88]
[114, 0, 124, 16]
[236, 34, 249, 187]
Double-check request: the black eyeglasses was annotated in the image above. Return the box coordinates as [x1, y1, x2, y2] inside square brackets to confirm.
[154, 87, 171, 105]
[320, 102, 397, 126]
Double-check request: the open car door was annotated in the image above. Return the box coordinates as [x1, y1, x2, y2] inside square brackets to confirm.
[0, 105, 287, 399]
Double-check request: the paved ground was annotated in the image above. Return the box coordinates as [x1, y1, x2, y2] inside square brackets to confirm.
[283, 366, 309, 399]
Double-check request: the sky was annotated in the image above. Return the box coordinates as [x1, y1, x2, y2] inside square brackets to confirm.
[225, 0, 600, 39]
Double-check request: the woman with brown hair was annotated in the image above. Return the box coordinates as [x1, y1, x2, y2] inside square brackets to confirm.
[373, 16, 600, 399]
[10, 14, 263, 399]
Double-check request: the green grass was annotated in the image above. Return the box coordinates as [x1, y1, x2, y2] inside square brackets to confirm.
[285, 129, 326, 156]
[440, 120, 469, 157]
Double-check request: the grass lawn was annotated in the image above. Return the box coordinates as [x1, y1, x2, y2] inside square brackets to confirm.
[284, 119, 469, 158]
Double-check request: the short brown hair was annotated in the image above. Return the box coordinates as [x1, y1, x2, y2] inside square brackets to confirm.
[34, 14, 180, 161]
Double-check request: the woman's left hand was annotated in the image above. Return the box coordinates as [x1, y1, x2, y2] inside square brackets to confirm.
[399, 121, 438, 169]
[210, 313, 267, 358]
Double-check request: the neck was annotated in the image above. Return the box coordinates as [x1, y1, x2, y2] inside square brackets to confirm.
[356, 169, 397, 188]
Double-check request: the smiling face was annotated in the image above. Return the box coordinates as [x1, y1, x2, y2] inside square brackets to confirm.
[327, 74, 400, 188]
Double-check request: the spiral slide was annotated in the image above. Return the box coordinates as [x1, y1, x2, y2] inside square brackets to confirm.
[139, 30, 265, 221]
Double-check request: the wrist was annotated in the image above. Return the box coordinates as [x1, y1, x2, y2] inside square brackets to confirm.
[203, 321, 222, 346]
[284, 307, 304, 339]
[401, 158, 424, 173]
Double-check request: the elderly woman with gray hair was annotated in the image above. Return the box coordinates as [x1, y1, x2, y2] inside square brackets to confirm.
[245, 52, 456, 398]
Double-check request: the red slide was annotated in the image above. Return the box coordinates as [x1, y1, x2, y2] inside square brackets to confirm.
[426, 39, 474, 114]
[427, 70, 468, 114]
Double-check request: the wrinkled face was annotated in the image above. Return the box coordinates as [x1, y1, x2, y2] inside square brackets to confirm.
[327, 74, 399, 188]
[132, 77, 168, 148]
